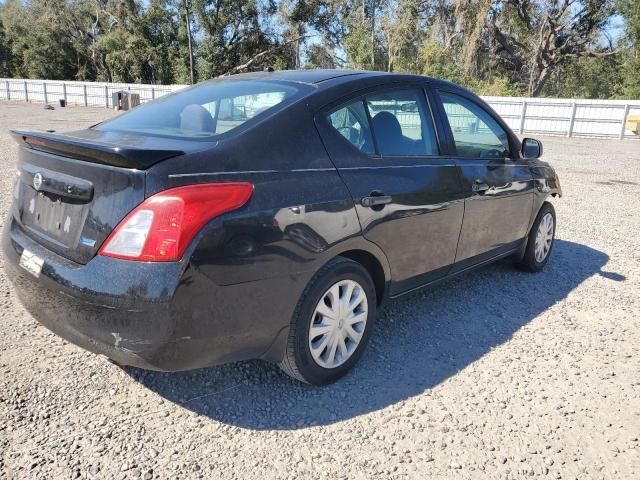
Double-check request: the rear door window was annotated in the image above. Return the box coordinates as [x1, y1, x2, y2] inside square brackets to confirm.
[326, 89, 439, 157]
[96, 80, 305, 139]
[365, 90, 438, 156]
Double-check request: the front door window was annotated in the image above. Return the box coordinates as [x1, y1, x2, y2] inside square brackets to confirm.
[439, 92, 510, 159]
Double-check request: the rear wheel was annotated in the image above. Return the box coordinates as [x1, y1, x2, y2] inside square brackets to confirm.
[279, 257, 376, 385]
[518, 202, 556, 272]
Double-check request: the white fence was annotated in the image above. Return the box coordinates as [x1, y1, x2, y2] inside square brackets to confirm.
[0, 78, 186, 109]
[484, 96, 640, 141]
[1, 78, 639, 140]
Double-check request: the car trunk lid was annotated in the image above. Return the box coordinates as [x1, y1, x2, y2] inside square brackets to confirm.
[10, 130, 189, 264]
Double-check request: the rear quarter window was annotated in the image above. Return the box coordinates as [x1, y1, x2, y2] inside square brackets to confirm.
[327, 100, 375, 154]
[96, 80, 306, 139]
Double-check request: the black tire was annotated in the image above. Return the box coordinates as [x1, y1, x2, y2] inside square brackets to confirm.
[518, 202, 556, 272]
[279, 257, 376, 385]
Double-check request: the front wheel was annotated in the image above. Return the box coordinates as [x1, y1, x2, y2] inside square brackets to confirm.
[279, 257, 376, 385]
[518, 202, 556, 272]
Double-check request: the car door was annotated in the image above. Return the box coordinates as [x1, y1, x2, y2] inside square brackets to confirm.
[432, 89, 534, 268]
[316, 85, 465, 296]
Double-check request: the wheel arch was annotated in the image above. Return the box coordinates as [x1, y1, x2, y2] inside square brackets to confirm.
[516, 199, 556, 263]
[261, 239, 391, 365]
[337, 249, 388, 306]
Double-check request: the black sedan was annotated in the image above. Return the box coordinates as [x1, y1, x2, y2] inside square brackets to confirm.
[3, 70, 561, 385]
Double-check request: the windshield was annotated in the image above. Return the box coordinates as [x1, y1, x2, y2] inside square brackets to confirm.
[96, 80, 305, 139]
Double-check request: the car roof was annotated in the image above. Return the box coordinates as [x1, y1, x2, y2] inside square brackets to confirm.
[226, 69, 455, 86]
[226, 69, 378, 85]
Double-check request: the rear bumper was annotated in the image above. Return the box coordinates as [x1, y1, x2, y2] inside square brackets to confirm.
[2, 219, 293, 371]
[2, 220, 194, 370]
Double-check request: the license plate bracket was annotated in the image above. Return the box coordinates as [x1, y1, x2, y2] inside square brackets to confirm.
[21, 189, 85, 247]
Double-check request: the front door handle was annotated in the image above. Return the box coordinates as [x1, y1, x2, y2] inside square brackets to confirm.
[472, 179, 490, 193]
[361, 192, 392, 208]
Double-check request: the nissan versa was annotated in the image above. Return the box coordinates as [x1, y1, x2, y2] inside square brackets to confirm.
[3, 70, 561, 385]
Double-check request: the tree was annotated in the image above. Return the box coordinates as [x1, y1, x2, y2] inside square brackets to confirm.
[380, 0, 422, 72]
[2, 0, 79, 80]
[278, 0, 307, 69]
[0, 0, 634, 101]
[616, 0, 640, 98]
[191, 0, 276, 78]
[305, 42, 338, 67]
[488, 0, 616, 96]
[291, 0, 351, 68]
[0, 17, 12, 77]
[544, 55, 621, 98]
[93, 0, 156, 83]
[141, 0, 188, 84]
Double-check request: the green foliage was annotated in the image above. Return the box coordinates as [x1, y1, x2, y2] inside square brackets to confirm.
[615, 0, 640, 98]
[0, 17, 11, 77]
[14, 0, 78, 80]
[343, 24, 374, 69]
[192, 0, 271, 78]
[617, 54, 640, 99]
[415, 41, 525, 96]
[418, 41, 462, 84]
[0, 0, 636, 100]
[141, 0, 188, 84]
[470, 77, 527, 98]
[542, 56, 623, 99]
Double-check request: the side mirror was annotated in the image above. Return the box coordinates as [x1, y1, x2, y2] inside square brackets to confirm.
[521, 138, 542, 159]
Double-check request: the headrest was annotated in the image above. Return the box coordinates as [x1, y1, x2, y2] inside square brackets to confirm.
[372, 111, 403, 137]
[180, 104, 215, 133]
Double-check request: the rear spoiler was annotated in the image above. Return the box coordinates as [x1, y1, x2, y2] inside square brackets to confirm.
[11, 130, 185, 170]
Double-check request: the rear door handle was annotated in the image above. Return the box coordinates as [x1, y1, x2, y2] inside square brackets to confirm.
[472, 179, 490, 193]
[361, 193, 392, 208]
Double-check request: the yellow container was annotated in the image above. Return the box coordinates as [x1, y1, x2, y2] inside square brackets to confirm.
[626, 114, 640, 135]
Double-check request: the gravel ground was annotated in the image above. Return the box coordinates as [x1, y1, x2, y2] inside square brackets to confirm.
[0, 102, 639, 480]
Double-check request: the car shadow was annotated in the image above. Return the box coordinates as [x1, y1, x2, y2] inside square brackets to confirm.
[125, 239, 621, 430]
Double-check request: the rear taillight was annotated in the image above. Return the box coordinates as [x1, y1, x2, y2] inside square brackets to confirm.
[99, 182, 253, 262]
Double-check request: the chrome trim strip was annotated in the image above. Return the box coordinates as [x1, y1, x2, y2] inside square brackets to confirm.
[340, 164, 455, 170]
[168, 170, 279, 178]
[167, 162, 538, 178]
[168, 168, 338, 178]
[289, 168, 336, 173]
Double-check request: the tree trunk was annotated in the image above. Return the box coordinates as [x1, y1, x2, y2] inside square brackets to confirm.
[184, 1, 195, 85]
[371, 2, 375, 69]
[529, 65, 553, 97]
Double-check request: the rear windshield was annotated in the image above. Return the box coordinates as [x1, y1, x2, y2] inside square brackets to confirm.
[96, 80, 305, 139]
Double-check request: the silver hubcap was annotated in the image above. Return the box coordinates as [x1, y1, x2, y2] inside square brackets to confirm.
[308, 279, 368, 369]
[534, 213, 554, 263]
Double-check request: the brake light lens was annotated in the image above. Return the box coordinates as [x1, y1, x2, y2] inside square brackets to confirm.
[99, 182, 253, 262]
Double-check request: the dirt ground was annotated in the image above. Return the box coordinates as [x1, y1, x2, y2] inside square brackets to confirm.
[0, 102, 639, 479]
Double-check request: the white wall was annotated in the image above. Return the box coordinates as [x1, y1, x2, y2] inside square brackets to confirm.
[1, 78, 639, 140]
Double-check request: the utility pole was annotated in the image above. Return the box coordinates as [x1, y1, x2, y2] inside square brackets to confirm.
[184, 0, 195, 84]
[370, 1, 375, 69]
